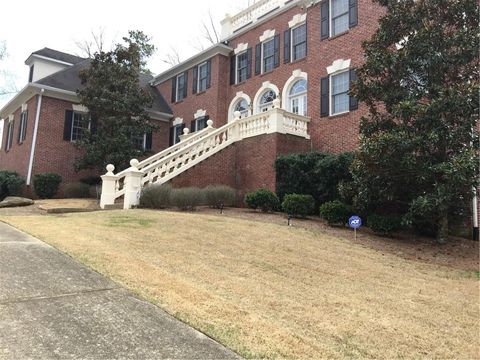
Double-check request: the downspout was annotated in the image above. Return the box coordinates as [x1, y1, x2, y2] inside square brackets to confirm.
[26, 89, 44, 186]
[473, 188, 479, 241]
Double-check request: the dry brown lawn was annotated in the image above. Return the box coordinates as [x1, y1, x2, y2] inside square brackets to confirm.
[1, 210, 478, 359]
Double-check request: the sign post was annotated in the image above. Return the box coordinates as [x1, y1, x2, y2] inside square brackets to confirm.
[348, 216, 362, 240]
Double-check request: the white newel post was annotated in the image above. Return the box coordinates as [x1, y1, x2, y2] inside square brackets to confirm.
[100, 164, 117, 209]
[232, 111, 242, 140]
[123, 159, 144, 210]
[269, 99, 285, 134]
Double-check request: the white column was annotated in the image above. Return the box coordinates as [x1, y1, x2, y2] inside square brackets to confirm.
[123, 159, 144, 210]
[100, 164, 117, 209]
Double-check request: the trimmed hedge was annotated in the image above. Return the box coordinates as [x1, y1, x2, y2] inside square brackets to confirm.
[244, 189, 280, 212]
[139, 184, 172, 209]
[170, 187, 205, 211]
[281, 194, 315, 218]
[64, 182, 91, 199]
[204, 185, 236, 208]
[0, 171, 25, 200]
[368, 214, 402, 236]
[319, 200, 353, 225]
[33, 173, 62, 199]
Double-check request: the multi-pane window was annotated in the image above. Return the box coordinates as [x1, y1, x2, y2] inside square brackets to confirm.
[291, 24, 307, 61]
[289, 79, 308, 116]
[259, 90, 277, 112]
[195, 116, 208, 131]
[132, 133, 146, 151]
[5, 120, 14, 151]
[197, 62, 208, 92]
[234, 99, 250, 118]
[176, 73, 186, 102]
[18, 111, 28, 143]
[331, 71, 350, 115]
[71, 112, 90, 141]
[262, 39, 275, 73]
[331, 0, 349, 36]
[172, 125, 183, 145]
[236, 52, 248, 83]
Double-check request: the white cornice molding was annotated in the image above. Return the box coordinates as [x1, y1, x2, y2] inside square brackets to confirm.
[21, 103, 28, 112]
[173, 117, 184, 126]
[194, 109, 207, 119]
[259, 29, 276, 42]
[288, 13, 307, 28]
[234, 42, 249, 55]
[8, 114, 14, 122]
[327, 59, 351, 75]
[72, 104, 88, 113]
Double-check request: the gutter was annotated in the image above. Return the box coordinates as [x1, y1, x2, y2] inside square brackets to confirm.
[26, 89, 44, 186]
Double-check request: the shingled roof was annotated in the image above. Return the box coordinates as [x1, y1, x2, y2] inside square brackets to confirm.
[31, 47, 86, 64]
[35, 59, 172, 115]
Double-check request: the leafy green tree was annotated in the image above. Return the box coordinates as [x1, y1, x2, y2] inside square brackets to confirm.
[75, 30, 157, 172]
[350, 0, 479, 243]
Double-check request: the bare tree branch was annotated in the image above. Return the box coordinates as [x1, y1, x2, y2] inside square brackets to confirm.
[74, 27, 114, 58]
[159, 47, 181, 67]
[0, 41, 18, 97]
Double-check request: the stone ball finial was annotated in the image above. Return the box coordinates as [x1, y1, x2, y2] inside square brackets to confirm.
[273, 98, 281, 109]
[106, 164, 115, 174]
[234, 111, 241, 120]
[130, 159, 140, 169]
[183, 127, 190, 135]
[207, 119, 214, 128]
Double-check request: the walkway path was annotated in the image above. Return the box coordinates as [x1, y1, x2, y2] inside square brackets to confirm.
[0, 222, 240, 359]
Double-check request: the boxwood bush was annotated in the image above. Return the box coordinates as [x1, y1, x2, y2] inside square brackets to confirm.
[170, 187, 205, 211]
[319, 200, 353, 225]
[281, 194, 315, 218]
[244, 188, 280, 212]
[33, 173, 62, 199]
[139, 184, 172, 209]
[63, 182, 91, 199]
[368, 214, 402, 236]
[204, 185, 236, 208]
[0, 171, 25, 200]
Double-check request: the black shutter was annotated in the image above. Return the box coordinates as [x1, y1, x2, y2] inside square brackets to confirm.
[321, 1, 330, 40]
[273, 34, 280, 68]
[246, 48, 252, 79]
[206, 60, 212, 89]
[183, 72, 188, 99]
[320, 77, 330, 118]
[192, 66, 198, 94]
[349, 69, 359, 111]
[284, 29, 291, 64]
[17, 115, 22, 143]
[255, 43, 262, 75]
[64, 110, 73, 141]
[191, 120, 196, 133]
[171, 77, 177, 103]
[23, 111, 28, 139]
[90, 113, 98, 135]
[145, 131, 153, 150]
[169, 127, 174, 146]
[349, 0, 358, 28]
[230, 56, 236, 85]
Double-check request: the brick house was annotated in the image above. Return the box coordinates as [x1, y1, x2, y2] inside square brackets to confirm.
[1, 0, 383, 202]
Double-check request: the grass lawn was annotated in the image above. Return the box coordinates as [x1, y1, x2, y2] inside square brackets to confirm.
[1, 210, 478, 359]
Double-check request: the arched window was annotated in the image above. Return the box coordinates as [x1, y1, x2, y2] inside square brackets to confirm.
[288, 79, 307, 116]
[234, 98, 250, 118]
[259, 90, 277, 112]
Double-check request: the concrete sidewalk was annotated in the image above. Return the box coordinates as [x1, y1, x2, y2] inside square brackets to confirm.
[0, 222, 240, 359]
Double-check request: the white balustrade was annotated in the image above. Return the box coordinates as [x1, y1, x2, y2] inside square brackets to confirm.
[100, 108, 310, 209]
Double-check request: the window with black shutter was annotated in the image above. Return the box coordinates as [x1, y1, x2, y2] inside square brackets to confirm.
[255, 43, 262, 75]
[175, 72, 187, 102]
[197, 62, 209, 92]
[291, 23, 307, 61]
[322, 0, 358, 39]
[18, 111, 28, 144]
[320, 77, 329, 117]
[230, 56, 236, 85]
[5, 120, 14, 151]
[236, 51, 248, 83]
[262, 38, 275, 73]
[284, 29, 291, 64]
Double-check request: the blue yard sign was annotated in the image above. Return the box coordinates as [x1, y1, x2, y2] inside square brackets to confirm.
[349, 216, 362, 240]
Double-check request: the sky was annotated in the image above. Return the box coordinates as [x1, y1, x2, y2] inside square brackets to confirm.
[0, 0, 251, 107]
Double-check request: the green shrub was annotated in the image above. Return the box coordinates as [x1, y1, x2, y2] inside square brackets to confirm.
[367, 214, 402, 236]
[244, 188, 280, 212]
[204, 185, 236, 208]
[319, 200, 353, 225]
[281, 194, 315, 218]
[33, 173, 62, 199]
[170, 187, 204, 211]
[0, 171, 25, 200]
[275, 152, 354, 207]
[63, 182, 91, 199]
[139, 184, 172, 209]
[79, 176, 102, 186]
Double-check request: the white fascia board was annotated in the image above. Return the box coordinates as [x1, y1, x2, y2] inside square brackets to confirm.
[25, 54, 74, 66]
[0, 85, 39, 118]
[151, 44, 233, 86]
[147, 109, 173, 122]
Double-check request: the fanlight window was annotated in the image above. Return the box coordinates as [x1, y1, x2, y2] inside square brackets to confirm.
[259, 90, 277, 112]
[288, 79, 307, 116]
[234, 99, 250, 118]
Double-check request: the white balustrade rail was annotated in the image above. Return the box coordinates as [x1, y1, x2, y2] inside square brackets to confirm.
[100, 101, 310, 209]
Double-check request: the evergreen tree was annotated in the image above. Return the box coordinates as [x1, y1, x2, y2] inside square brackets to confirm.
[76, 30, 157, 172]
[350, 0, 479, 243]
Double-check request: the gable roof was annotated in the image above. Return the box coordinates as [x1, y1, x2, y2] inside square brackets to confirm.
[29, 48, 85, 65]
[34, 59, 172, 116]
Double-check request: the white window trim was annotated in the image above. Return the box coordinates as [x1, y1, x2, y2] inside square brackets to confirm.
[172, 117, 183, 126]
[19, 111, 27, 143]
[176, 73, 185, 102]
[288, 13, 307, 28]
[234, 42, 248, 55]
[329, 0, 350, 37]
[261, 38, 275, 74]
[254, 81, 280, 114]
[194, 109, 207, 119]
[70, 111, 91, 142]
[228, 91, 252, 121]
[259, 29, 275, 43]
[197, 62, 208, 93]
[235, 51, 248, 84]
[329, 69, 350, 117]
[282, 69, 308, 111]
[290, 23, 307, 62]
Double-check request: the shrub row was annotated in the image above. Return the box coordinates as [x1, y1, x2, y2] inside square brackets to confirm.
[139, 184, 236, 210]
[0, 171, 25, 200]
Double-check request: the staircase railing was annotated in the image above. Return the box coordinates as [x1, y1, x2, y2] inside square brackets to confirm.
[100, 100, 310, 209]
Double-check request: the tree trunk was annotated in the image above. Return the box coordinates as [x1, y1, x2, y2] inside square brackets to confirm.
[436, 209, 449, 244]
